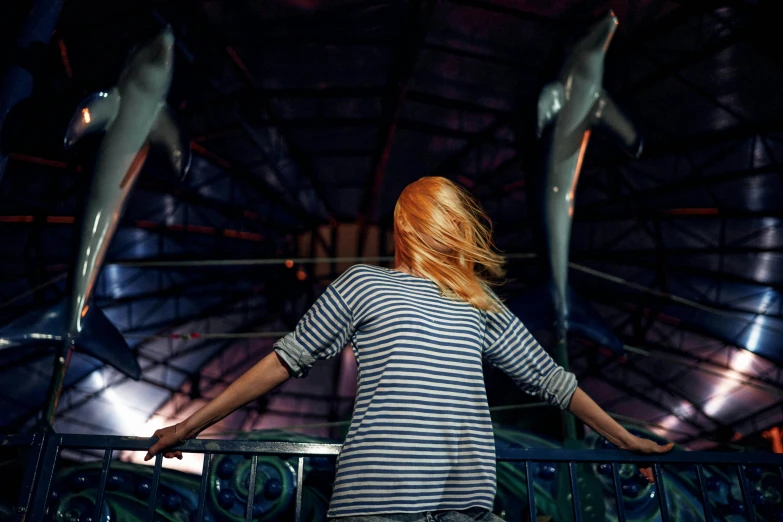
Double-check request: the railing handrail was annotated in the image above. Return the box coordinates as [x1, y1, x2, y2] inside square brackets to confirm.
[5, 432, 783, 464]
[4, 432, 778, 522]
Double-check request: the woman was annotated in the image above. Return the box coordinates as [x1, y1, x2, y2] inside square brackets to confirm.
[146, 177, 672, 521]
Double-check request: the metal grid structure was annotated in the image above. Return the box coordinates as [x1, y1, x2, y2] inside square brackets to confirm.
[1, 0, 782, 451]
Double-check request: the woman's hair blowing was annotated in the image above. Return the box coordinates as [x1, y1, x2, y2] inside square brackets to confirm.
[393, 176, 505, 312]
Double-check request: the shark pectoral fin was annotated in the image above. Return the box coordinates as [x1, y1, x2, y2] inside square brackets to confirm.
[593, 90, 643, 158]
[0, 301, 68, 349]
[64, 87, 121, 149]
[537, 82, 564, 138]
[75, 305, 141, 380]
[149, 104, 192, 179]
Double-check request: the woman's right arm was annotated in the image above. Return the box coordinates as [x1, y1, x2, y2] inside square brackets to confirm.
[145, 271, 358, 461]
[144, 351, 291, 461]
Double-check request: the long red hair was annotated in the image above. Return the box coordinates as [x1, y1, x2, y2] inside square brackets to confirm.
[394, 177, 505, 312]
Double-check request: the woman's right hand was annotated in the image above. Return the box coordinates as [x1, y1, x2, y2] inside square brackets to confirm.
[144, 424, 186, 461]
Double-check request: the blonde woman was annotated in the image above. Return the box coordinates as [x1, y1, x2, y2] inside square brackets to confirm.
[147, 176, 671, 521]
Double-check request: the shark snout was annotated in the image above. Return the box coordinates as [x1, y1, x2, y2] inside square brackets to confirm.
[582, 10, 619, 53]
[152, 26, 175, 63]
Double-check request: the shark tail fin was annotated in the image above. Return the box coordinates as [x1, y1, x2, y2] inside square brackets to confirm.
[506, 283, 624, 356]
[0, 301, 141, 379]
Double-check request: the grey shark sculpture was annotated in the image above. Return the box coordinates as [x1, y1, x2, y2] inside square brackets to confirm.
[512, 12, 642, 367]
[0, 27, 190, 386]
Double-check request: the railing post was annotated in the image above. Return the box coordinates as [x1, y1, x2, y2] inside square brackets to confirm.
[694, 465, 714, 522]
[195, 453, 213, 522]
[524, 461, 536, 522]
[92, 449, 113, 522]
[244, 455, 258, 522]
[737, 465, 757, 522]
[653, 464, 670, 522]
[610, 463, 627, 522]
[295, 457, 305, 522]
[144, 454, 163, 522]
[567, 462, 582, 522]
[25, 433, 62, 522]
[12, 433, 46, 522]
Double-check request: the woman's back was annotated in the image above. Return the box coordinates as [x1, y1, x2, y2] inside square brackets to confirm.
[274, 264, 576, 517]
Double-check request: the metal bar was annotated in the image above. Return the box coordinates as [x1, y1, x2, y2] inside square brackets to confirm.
[145, 454, 163, 522]
[695, 465, 714, 522]
[524, 462, 535, 522]
[737, 465, 757, 522]
[295, 457, 305, 522]
[245, 455, 258, 522]
[653, 464, 670, 522]
[26, 434, 61, 522]
[92, 449, 113, 522]
[110, 253, 536, 268]
[611, 463, 627, 522]
[568, 461, 582, 522]
[12, 433, 46, 522]
[195, 454, 212, 522]
[358, 0, 436, 253]
[47, 435, 783, 464]
[571, 262, 783, 329]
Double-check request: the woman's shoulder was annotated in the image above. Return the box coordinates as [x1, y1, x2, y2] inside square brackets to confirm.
[332, 264, 390, 289]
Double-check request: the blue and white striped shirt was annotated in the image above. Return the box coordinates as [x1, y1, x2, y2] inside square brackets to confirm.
[274, 264, 577, 517]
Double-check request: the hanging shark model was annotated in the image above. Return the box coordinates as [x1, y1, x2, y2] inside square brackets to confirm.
[0, 27, 190, 380]
[512, 11, 642, 359]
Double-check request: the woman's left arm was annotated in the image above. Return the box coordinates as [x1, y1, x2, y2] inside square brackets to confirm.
[568, 386, 673, 482]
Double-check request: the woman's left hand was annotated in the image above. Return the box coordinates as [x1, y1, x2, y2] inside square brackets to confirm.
[144, 424, 185, 461]
[622, 435, 674, 483]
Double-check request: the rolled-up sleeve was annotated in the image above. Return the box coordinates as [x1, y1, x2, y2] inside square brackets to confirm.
[484, 314, 577, 410]
[274, 285, 354, 378]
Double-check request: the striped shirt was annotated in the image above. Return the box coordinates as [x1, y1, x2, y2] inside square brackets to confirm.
[274, 264, 577, 517]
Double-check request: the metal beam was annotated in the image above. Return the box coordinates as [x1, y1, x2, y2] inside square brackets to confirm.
[157, 10, 333, 225]
[620, 344, 783, 397]
[682, 397, 783, 445]
[580, 118, 782, 180]
[618, 15, 753, 98]
[617, 358, 729, 430]
[577, 208, 783, 222]
[405, 91, 512, 117]
[431, 116, 513, 179]
[358, 0, 436, 252]
[593, 295, 783, 371]
[576, 257, 783, 294]
[595, 373, 708, 434]
[444, 0, 561, 25]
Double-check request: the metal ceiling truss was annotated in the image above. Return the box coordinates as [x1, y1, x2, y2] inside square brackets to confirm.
[357, 0, 436, 255]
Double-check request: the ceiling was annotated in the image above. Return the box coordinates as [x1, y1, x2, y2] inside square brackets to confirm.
[1, 0, 782, 455]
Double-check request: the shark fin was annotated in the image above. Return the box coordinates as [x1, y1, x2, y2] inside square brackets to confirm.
[506, 283, 624, 356]
[0, 302, 68, 348]
[149, 104, 191, 179]
[0, 301, 141, 379]
[593, 90, 643, 158]
[75, 305, 141, 380]
[537, 82, 564, 138]
[64, 88, 121, 149]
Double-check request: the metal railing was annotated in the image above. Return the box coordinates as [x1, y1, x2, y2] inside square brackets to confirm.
[4, 432, 783, 522]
